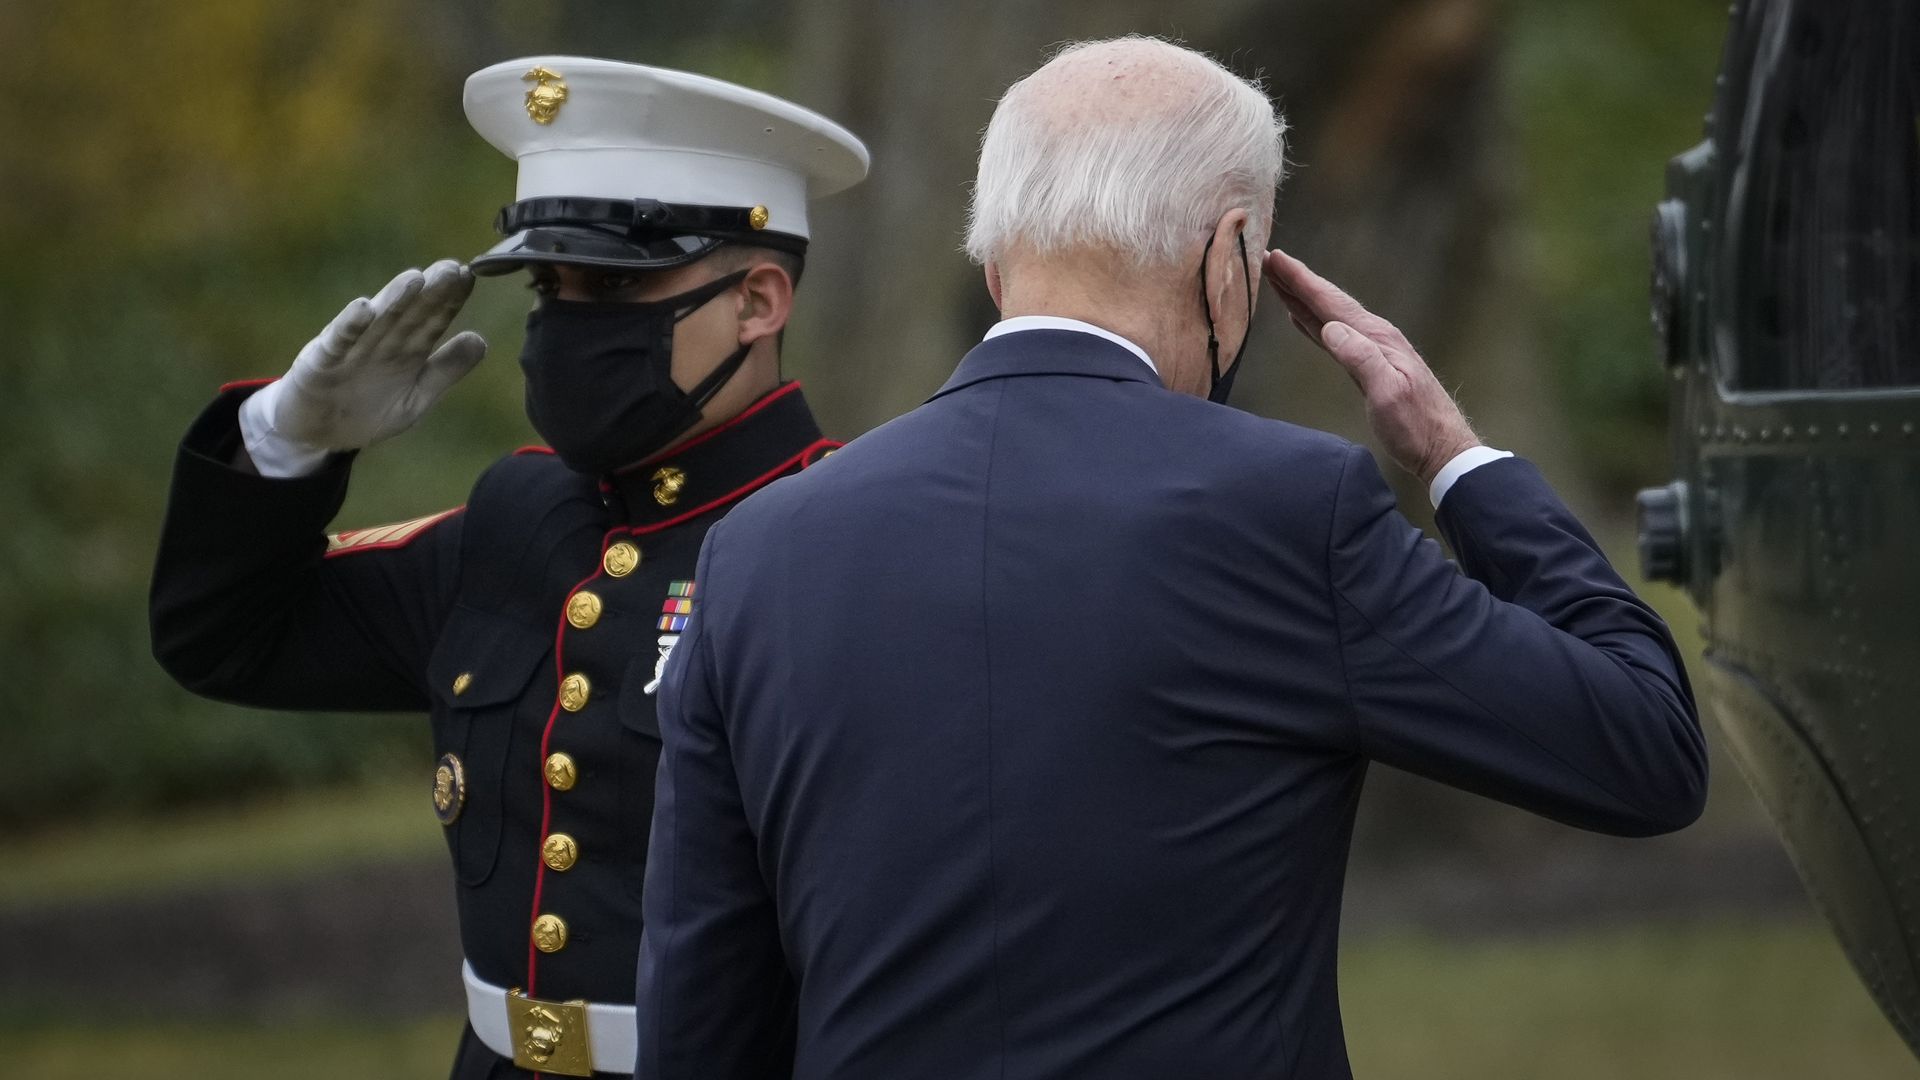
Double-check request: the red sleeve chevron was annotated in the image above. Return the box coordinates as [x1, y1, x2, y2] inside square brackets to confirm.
[324, 507, 464, 557]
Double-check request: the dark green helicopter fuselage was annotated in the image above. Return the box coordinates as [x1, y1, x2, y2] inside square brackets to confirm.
[1638, 0, 1919, 1054]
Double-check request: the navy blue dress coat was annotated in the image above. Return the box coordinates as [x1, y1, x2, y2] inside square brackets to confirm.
[637, 330, 1708, 1079]
[151, 381, 836, 1078]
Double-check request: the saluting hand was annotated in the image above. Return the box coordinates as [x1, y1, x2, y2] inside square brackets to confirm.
[238, 260, 488, 477]
[1262, 248, 1481, 486]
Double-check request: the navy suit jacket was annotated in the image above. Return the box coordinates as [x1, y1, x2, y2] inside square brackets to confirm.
[637, 330, 1707, 1079]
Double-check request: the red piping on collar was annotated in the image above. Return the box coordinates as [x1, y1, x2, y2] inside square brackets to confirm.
[623, 437, 829, 537]
[515, 445, 556, 456]
[801, 439, 842, 467]
[219, 377, 276, 394]
[614, 382, 805, 474]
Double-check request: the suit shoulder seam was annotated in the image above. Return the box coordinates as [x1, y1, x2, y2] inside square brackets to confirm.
[1325, 444, 1367, 754]
[977, 378, 1012, 1078]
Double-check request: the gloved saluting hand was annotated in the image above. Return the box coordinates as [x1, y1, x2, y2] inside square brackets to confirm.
[238, 259, 488, 478]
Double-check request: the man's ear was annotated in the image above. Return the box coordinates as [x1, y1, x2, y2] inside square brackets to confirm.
[1204, 209, 1252, 328]
[985, 262, 1005, 312]
[736, 263, 795, 346]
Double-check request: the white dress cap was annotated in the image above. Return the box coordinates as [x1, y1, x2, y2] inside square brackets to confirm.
[464, 56, 869, 266]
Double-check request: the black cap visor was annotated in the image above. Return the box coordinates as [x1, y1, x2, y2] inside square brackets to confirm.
[470, 197, 807, 277]
[470, 226, 723, 276]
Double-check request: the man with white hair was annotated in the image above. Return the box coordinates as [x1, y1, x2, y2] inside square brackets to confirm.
[636, 36, 1705, 1079]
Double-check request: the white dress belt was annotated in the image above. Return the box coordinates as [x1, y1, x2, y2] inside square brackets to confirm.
[463, 960, 638, 1075]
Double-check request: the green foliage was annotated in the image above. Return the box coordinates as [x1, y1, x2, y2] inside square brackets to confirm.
[1507, 0, 1731, 497]
[1, 0, 1754, 827]
[0, 2, 756, 825]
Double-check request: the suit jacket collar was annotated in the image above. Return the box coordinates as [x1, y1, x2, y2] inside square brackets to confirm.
[930, 329, 1165, 402]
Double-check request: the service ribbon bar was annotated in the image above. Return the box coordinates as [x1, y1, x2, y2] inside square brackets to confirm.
[658, 580, 696, 631]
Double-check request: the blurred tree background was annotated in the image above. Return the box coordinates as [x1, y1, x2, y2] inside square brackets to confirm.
[0, 0, 1722, 825]
[8, 0, 1914, 1076]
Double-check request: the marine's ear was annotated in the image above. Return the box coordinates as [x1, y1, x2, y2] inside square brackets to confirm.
[736, 262, 795, 346]
[985, 262, 1005, 312]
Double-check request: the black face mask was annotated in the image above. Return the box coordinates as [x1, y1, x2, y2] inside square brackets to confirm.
[518, 270, 752, 474]
[1199, 231, 1253, 405]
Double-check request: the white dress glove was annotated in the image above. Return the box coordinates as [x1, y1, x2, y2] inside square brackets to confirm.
[238, 259, 488, 478]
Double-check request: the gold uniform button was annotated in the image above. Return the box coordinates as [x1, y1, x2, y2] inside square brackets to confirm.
[532, 913, 568, 953]
[432, 753, 466, 826]
[452, 672, 473, 696]
[542, 833, 580, 872]
[545, 752, 578, 792]
[566, 590, 603, 630]
[603, 542, 640, 578]
[558, 672, 591, 712]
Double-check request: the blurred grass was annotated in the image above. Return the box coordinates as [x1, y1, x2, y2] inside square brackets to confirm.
[3, 1018, 460, 1080]
[4, 922, 1910, 1079]
[1345, 922, 1920, 1079]
[0, 777, 438, 907]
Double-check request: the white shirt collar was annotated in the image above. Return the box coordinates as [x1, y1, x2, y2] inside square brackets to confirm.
[982, 315, 1158, 375]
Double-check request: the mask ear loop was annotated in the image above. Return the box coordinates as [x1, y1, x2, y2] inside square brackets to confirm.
[1199, 231, 1221, 390]
[1201, 230, 1254, 394]
[674, 268, 757, 413]
[1237, 232, 1251, 351]
[666, 268, 752, 321]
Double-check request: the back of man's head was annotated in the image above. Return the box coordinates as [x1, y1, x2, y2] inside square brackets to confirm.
[966, 37, 1286, 275]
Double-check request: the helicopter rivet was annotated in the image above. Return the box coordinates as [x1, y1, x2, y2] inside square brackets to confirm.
[1805, 424, 1819, 439]
[1781, 425, 1795, 439]
[1837, 423, 1851, 438]
[1904, 422, 1915, 437]
[1868, 422, 1882, 437]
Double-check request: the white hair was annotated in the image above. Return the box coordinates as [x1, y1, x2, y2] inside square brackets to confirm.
[965, 36, 1288, 270]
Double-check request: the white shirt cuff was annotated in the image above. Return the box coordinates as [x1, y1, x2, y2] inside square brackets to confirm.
[238, 385, 332, 479]
[1428, 446, 1514, 508]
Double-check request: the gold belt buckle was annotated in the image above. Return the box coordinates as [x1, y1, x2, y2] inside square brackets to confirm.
[506, 988, 595, 1077]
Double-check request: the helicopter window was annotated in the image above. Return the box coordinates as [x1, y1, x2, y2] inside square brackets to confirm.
[1722, 1, 1919, 391]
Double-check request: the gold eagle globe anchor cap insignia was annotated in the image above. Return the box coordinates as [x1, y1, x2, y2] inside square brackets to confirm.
[522, 66, 568, 124]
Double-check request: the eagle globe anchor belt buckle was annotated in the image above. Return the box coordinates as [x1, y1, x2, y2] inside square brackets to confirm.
[464, 961, 635, 1076]
[506, 989, 595, 1076]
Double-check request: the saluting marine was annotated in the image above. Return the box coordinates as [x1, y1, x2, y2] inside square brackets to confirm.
[149, 57, 868, 1078]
